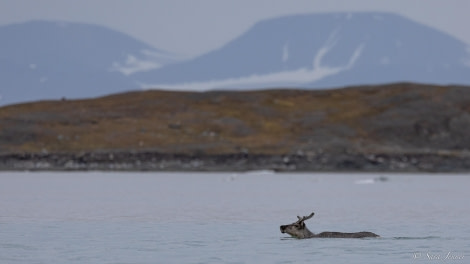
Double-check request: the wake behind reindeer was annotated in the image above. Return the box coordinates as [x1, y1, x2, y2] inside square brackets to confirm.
[280, 212, 379, 239]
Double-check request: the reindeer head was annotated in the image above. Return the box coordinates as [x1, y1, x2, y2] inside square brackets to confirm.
[280, 212, 315, 239]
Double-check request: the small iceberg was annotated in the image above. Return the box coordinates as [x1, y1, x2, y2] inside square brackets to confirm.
[355, 176, 389, 184]
[243, 170, 276, 175]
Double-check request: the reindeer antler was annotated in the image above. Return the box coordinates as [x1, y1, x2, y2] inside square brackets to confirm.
[296, 212, 315, 223]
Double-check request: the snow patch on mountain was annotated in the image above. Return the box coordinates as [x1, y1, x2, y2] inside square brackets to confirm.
[137, 12, 470, 91]
[110, 54, 162, 76]
[2, 13, 470, 105]
[142, 38, 365, 91]
[110, 49, 188, 76]
[0, 20, 182, 106]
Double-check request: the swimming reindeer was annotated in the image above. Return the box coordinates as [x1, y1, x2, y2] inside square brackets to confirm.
[280, 212, 379, 239]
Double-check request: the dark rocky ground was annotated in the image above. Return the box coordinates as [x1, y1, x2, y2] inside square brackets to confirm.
[1, 83, 469, 172]
[1, 150, 469, 172]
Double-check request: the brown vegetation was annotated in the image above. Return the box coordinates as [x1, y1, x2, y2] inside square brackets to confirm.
[1, 83, 469, 159]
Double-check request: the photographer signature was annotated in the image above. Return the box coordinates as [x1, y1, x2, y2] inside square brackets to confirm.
[413, 252, 464, 261]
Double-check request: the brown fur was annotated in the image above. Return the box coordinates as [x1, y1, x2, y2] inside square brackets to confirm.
[280, 212, 379, 239]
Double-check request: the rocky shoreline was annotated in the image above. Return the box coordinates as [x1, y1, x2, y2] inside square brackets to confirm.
[1, 151, 469, 172]
[2, 83, 469, 172]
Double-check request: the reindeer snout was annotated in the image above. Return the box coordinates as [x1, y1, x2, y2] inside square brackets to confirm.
[280, 225, 287, 233]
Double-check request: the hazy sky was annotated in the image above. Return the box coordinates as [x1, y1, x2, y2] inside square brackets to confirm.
[1, 0, 469, 56]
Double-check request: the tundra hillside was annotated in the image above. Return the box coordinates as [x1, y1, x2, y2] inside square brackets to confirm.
[1, 83, 469, 171]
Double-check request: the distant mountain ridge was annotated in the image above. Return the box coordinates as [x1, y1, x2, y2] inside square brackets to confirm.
[0, 20, 181, 106]
[1, 13, 470, 106]
[137, 12, 470, 90]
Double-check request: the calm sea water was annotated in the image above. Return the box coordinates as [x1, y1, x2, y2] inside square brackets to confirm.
[1, 172, 469, 263]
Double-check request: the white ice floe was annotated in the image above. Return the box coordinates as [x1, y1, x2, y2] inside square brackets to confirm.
[355, 178, 375, 184]
[355, 176, 389, 184]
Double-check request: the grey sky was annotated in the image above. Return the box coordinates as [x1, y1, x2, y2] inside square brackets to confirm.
[1, 0, 469, 56]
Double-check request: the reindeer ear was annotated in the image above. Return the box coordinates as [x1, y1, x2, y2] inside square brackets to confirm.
[300, 222, 305, 228]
